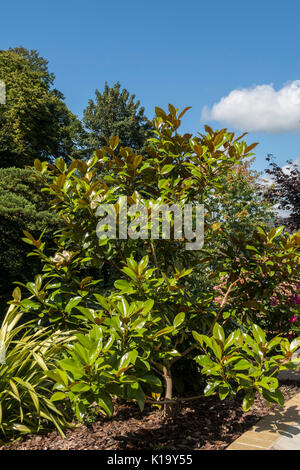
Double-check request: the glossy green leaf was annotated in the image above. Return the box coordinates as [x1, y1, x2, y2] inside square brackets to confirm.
[252, 324, 266, 345]
[213, 323, 225, 343]
[195, 355, 215, 367]
[98, 391, 114, 416]
[242, 390, 254, 411]
[219, 383, 230, 400]
[161, 164, 175, 175]
[173, 312, 185, 328]
[51, 392, 66, 402]
[204, 381, 221, 396]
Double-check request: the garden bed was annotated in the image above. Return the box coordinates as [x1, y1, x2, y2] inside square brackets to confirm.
[1, 380, 299, 451]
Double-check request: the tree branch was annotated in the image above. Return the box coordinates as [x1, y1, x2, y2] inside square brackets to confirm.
[145, 394, 204, 405]
[206, 277, 240, 336]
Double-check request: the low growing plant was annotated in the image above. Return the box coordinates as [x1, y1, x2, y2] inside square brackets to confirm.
[193, 322, 300, 410]
[0, 303, 74, 442]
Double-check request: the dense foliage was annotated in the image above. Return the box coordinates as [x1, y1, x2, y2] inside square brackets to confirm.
[0, 167, 60, 310]
[0, 47, 84, 168]
[82, 82, 151, 155]
[0, 49, 150, 313]
[0, 303, 74, 441]
[0, 74, 299, 441]
[10, 105, 299, 426]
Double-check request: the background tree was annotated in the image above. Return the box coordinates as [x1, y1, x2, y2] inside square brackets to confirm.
[207, 157, 275, 237]
[0, 47, 84, 168]
[8, 46, 55, 87]
[265, 156, 300, 231]
[0, 167, 59, 311]
[82, 82, 152, 154]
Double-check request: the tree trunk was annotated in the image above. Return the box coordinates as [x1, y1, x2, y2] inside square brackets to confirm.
[163, 364, 175, 418]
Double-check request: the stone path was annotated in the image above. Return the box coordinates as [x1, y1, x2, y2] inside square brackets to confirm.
[227, 369, 300, 450]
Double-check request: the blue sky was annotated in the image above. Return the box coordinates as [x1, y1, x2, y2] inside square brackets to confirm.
[1, 0, 300, 173]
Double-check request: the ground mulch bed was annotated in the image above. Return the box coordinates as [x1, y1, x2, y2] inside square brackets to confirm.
[1, 381, 299, 451]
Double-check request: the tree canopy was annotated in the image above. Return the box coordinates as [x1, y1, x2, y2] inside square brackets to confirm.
[0, 47, 83, 168]
[82, 82, 152, 154]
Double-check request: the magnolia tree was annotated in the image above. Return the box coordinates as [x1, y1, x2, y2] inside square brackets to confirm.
[13, 105, 300, 420]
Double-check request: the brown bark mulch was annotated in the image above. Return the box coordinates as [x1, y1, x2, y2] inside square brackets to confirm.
[1, 381, 299, 451]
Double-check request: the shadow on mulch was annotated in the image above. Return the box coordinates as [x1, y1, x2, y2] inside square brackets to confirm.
[1, 381, 299, 451]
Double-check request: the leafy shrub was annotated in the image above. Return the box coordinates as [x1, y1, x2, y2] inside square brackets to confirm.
[14, 105, 300, 419]
[193, 322, 300, 410]
[47, 298, 163, 420]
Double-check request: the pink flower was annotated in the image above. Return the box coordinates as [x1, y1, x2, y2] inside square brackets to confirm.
[288, 315, 298, 323]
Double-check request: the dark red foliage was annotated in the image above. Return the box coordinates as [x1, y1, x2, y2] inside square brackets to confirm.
[265, 155, 300, 231]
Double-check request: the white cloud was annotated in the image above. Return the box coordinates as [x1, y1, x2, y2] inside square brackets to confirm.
[202, 81, 300, 133]
[293, 156, 300, 166]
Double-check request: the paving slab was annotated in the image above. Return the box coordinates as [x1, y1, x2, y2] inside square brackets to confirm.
[271, 433, 300, 450]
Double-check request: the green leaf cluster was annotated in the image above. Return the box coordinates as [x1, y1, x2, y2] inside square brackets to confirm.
[193, 323, 300, 410]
